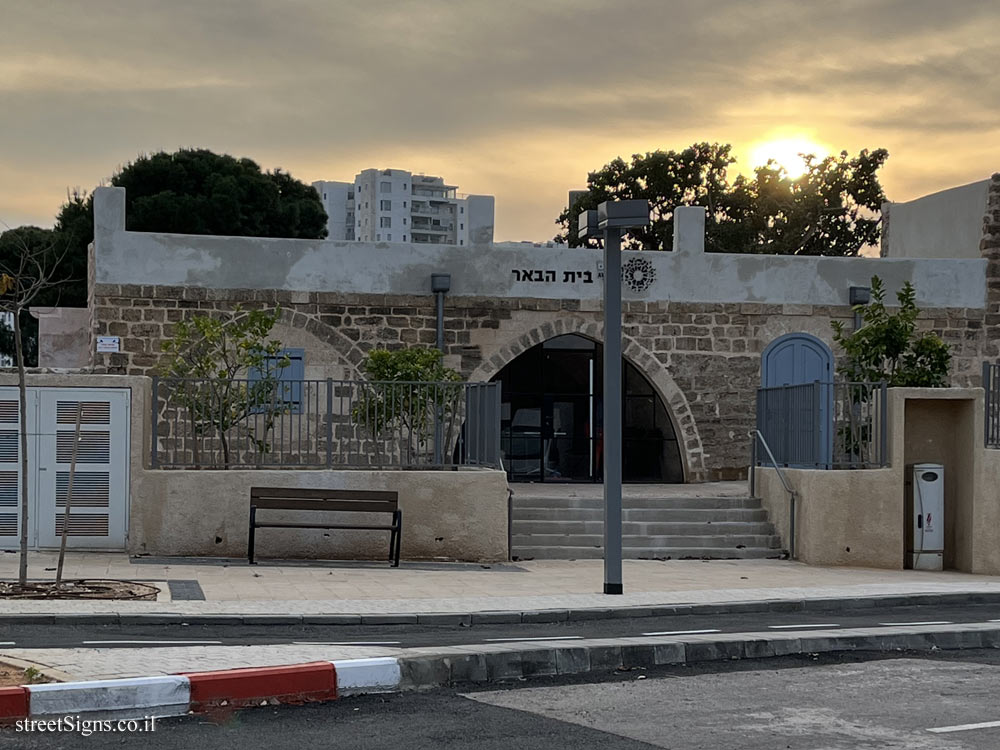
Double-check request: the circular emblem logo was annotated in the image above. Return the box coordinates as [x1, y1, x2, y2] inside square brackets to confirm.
[622, 257, 656, 293]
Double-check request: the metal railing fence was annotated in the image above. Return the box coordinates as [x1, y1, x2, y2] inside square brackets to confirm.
[755, 381, 887, 469]
[151, 377, 500, 470]
[985, 363, 1000, 449]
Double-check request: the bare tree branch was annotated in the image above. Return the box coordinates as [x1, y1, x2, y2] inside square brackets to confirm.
[0, 221, 78, 586]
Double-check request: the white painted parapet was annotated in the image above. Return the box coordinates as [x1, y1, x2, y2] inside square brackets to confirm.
[91, 187, 987, 309]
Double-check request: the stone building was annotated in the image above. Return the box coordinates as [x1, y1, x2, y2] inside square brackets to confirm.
[86, 176, 998, 484]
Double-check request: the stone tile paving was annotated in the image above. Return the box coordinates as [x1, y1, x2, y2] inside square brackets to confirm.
[3, 553, 1000, 616]
[1, 645, 402, 681]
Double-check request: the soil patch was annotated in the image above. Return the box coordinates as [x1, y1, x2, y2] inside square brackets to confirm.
[0, 579, 159, 600]
[0, 663, 53, 687]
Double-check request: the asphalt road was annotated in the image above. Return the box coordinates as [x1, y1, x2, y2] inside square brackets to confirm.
[2, 601, 1000, 649]
[8, 650, 1000, 749]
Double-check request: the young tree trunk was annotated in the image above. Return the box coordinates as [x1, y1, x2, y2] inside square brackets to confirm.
[14, 309, 29, 586]
[55, 402, 83, 586]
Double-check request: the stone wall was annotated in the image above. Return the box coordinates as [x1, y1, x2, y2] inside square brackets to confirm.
[89, 283, 989, 482]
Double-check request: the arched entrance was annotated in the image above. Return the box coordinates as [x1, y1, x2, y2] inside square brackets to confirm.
[493, 334, 684, 483]
[760, 332, 834, 468]
[761, 332, 832, 387]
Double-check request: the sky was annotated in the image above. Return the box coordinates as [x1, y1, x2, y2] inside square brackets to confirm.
[2, 0, 999, 242]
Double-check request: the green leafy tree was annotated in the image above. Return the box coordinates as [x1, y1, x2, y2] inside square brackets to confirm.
[45, 149, 328, 341]
[556, 142, 888, 256]
[832, 276, 951, 386]
[159, 306, 290, 468]
[351, 348, 463, 466]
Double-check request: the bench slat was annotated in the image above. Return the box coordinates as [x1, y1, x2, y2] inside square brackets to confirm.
[253, 523, 398, 531]
[252, 498, 397, 513]
[250, 487, 397, 503]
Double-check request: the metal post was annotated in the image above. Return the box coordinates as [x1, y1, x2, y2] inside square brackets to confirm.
[603, 228, 623, 595]
[880, 380, 888, 465]
[325, 378, 333, 468]
[150, 376, 159, 468]
[431, 274, 450, 466]
[984, 362, 992, 447]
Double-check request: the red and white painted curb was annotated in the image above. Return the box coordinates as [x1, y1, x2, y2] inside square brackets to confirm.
[0, 657, 402, 722]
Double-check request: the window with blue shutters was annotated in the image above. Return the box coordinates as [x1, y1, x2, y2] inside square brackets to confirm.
[249, 348, 304, 414]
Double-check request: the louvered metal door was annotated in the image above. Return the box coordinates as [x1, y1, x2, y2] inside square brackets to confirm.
[0, 387, 129, 551]
[35, 389, 129, 549]
[0, 393, 30, 549]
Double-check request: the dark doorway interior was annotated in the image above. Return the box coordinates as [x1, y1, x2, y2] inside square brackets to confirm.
[492, 334, 684, 483]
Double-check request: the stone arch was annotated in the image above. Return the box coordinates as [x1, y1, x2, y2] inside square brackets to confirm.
[468, 315, 706, 482]
[277, 308, 369, 376]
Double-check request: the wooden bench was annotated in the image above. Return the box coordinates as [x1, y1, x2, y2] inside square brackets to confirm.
[248, 487, 402, 567]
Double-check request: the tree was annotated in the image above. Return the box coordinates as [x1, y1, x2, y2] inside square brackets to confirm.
[556, 142, 888, 256]
[158, 306, 290, 468]
[351, 348, 463, 467]
[832, 276, 951, 386]
[23, 149, 329, 366]
[0, 226, 73, 585]
[0, 227, 71, 367]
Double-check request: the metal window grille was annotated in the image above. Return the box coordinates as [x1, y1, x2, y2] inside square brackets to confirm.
[985, 363, 1000, 448]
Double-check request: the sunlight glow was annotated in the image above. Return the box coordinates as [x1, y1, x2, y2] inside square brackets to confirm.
[748, 136, 829, 178]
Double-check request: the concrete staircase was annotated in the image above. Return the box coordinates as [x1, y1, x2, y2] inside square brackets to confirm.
[511, 487, 784, 560]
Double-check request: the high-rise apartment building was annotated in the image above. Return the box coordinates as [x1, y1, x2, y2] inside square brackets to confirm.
[313, 169, 494, 246]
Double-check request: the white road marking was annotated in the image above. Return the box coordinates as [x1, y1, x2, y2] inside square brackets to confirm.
[0, 642, 14, 646]
[927, 720, 1000, 734]
[641, 629, 721, 636]
[484, 636, 584, 642]
[81, 640, 223, 645]
[767, 624, 840, 630]
[878, 621, 952, 626]
[290, 641, 401, 646]
[988, 619, 1000, 623]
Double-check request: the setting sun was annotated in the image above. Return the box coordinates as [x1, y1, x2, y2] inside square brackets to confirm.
[748, 136, 829, 178]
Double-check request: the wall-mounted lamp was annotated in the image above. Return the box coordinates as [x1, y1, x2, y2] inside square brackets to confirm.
[431, 273, 451, 352]
[849, 285, 870, 331]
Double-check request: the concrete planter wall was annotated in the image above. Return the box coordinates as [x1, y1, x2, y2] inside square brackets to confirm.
[756, 387, 1000, 573]
[131, 468, 510, 562]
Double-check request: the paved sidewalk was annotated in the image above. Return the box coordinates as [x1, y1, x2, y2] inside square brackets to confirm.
[5, 552, 1000, 615]
[5, 551, 1000, 682]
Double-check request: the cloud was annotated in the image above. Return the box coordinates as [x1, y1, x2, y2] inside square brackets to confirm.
[2, 0, 998, 238]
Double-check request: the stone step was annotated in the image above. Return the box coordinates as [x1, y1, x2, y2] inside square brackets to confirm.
[513, 507, 771, 523]
[511, 520, 777, 536]
[511, 495, 762, 511]
[511, 533, 782, 549]
[511, 546, 785, 560]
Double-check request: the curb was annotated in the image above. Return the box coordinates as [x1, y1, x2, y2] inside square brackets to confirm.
[4, 624, 1000, 722]
[0, 657, 401, 724]
[2, 591, 1000, 627]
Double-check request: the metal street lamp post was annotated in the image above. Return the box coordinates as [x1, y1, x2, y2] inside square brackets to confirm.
[579, 200, 650, 595]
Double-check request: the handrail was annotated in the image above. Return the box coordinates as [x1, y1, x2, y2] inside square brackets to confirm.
[749, 429, 797, 560]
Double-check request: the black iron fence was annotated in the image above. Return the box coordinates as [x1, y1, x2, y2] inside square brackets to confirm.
[985, 363, 1000, 449]
[756, 381, 887, 469]
[151, 377, 501, 470]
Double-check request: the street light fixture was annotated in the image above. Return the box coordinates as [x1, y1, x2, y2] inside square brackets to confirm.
[579, 199, 650, 595]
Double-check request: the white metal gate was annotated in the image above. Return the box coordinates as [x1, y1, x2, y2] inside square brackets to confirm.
[0, 387, 129, 551]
